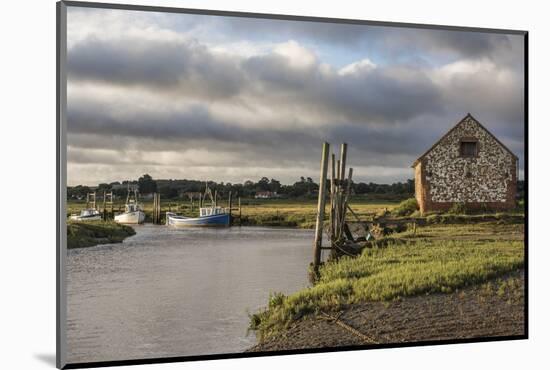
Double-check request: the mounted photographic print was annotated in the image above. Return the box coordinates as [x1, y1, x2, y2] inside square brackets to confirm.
[56, 1, 528, 368]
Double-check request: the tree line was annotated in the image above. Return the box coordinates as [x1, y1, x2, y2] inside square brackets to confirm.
[67, 174, 525, 201]
[67, 174, 418, 200]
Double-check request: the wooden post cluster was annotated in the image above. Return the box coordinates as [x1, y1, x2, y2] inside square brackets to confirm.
[152, 193, 161, 224]
[330, 143, 354, 258]
[102, 191, 113, 220]
[86, 192, 96, 210]
[313, 142, 359, 274]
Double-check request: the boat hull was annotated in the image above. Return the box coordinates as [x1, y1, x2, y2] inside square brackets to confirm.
[69, 214, 102, 221]
[115, 211, 146, 224]
[166, 212, 230, 227]
[69, 213, 102, 221]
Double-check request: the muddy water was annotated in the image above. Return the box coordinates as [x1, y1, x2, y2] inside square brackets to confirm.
[66, 225, 315, 363]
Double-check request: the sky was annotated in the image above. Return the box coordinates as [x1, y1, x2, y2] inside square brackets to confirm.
[66, 6, 525, 186]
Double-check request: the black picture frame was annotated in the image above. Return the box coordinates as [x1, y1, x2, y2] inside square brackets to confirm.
[56, 1, 528, 368]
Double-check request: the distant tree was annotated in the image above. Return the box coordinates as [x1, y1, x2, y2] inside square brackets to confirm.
[257, 177, 270, 191]
[97, 183, 111, 193]
[138, 174, 157, 194]
[67, 185, 91, 199]
[354, 182, 369, 194]
[269, 178, 281, 192]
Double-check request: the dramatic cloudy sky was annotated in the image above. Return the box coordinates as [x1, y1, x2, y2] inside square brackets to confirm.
[66, 6, 525, 186]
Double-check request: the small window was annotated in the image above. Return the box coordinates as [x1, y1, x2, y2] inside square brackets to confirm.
[460, 141, 477, 157]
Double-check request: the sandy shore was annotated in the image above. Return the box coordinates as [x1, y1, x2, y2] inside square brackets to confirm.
[248, 270, 524, 352]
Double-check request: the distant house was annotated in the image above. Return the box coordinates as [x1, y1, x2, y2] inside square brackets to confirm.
[255, 191, 278, 199]
[412, 114, 518, 215]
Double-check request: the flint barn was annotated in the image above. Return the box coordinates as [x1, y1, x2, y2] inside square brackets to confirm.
[412, 114, 518, 215]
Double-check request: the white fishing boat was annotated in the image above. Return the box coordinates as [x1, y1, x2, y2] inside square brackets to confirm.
[69, 208, 102, 221]
[114, 202, 146, 224]
[114, 186, 146, 224]
[69, 192, 102, 221]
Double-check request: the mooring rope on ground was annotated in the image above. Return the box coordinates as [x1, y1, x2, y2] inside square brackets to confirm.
[320, 311, 379, 344]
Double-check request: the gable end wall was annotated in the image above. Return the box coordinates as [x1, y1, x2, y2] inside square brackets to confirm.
[419, 117, 517, 213]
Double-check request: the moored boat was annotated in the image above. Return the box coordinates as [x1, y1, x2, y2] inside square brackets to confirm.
[114, 185, 146, 224]
[115, 202, 146, 224]
[69, 208, 102, 221]
[166, 206, 230, 227]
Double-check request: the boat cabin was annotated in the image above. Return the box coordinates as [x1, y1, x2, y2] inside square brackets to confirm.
[125, 203, 141, 213]
[81, 208, 100, 217]
[200, 206, 227, 217]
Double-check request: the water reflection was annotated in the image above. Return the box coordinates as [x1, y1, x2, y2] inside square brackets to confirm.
[66, 225, 314, 363]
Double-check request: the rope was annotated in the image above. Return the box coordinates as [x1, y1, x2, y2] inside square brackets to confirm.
[321, 311, 379, 344]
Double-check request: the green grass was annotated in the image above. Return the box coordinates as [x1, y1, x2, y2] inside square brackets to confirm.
[67, 221, 136, 249]
[67, 198, 399, 228]
[249, 236, 524, 340]
[238, 199, 397, 228]
[391, 198, 419, 216]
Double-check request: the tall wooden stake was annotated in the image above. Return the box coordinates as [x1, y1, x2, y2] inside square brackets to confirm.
[339, 143, 348, 185]
[102, 191, 107, 220]
[330, 153, 336, 246]
[157, 193, 161, 224]
[337, 143, 348, 239]
[228, 191, 233, 226]
[238, 197, 242, 226]
[313, 142, 330, 274]
[153, 193, 157, 224]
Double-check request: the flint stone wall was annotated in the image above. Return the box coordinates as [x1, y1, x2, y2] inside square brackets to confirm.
[415, 116, 517, 214]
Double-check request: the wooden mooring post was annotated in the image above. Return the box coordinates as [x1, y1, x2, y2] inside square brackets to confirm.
[102, 191, 114, 220]
[102, 191, 107, 220]
[152, 192, 161, 224]
[238, 197, 242, 226]
[313, 142, 330, 274]
[228, 191, 233, 226]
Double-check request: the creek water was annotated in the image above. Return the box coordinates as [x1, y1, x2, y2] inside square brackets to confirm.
[66, 225, 315, 363]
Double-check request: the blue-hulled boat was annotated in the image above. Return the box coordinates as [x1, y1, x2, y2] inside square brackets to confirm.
[166, 206, 230, 227]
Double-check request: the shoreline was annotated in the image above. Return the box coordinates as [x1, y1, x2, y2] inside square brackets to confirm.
[67, 221, 136, 249]
[248, 270, 524, 352]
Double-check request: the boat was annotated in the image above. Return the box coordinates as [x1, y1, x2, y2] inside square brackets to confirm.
[69, 208, 102, 221]
[115, 202, 146, 224]
[114, 186, 146, 224]
[166, 183, 230, 227]
[69, 192, 102, 221]
[166, 206, 230, 227]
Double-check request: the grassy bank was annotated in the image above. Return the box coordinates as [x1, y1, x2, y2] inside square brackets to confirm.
[67, 198, 398, 228]
[249, 270, 524, 351]
[249, 222, 524, 340]
[67, 221, 136, 249]
[239, 199, 397, 228]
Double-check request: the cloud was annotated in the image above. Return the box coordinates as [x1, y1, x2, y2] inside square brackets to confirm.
[65, 7, 525, 185]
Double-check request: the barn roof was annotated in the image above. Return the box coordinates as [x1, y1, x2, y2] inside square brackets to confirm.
[411, 113, 519, 168]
